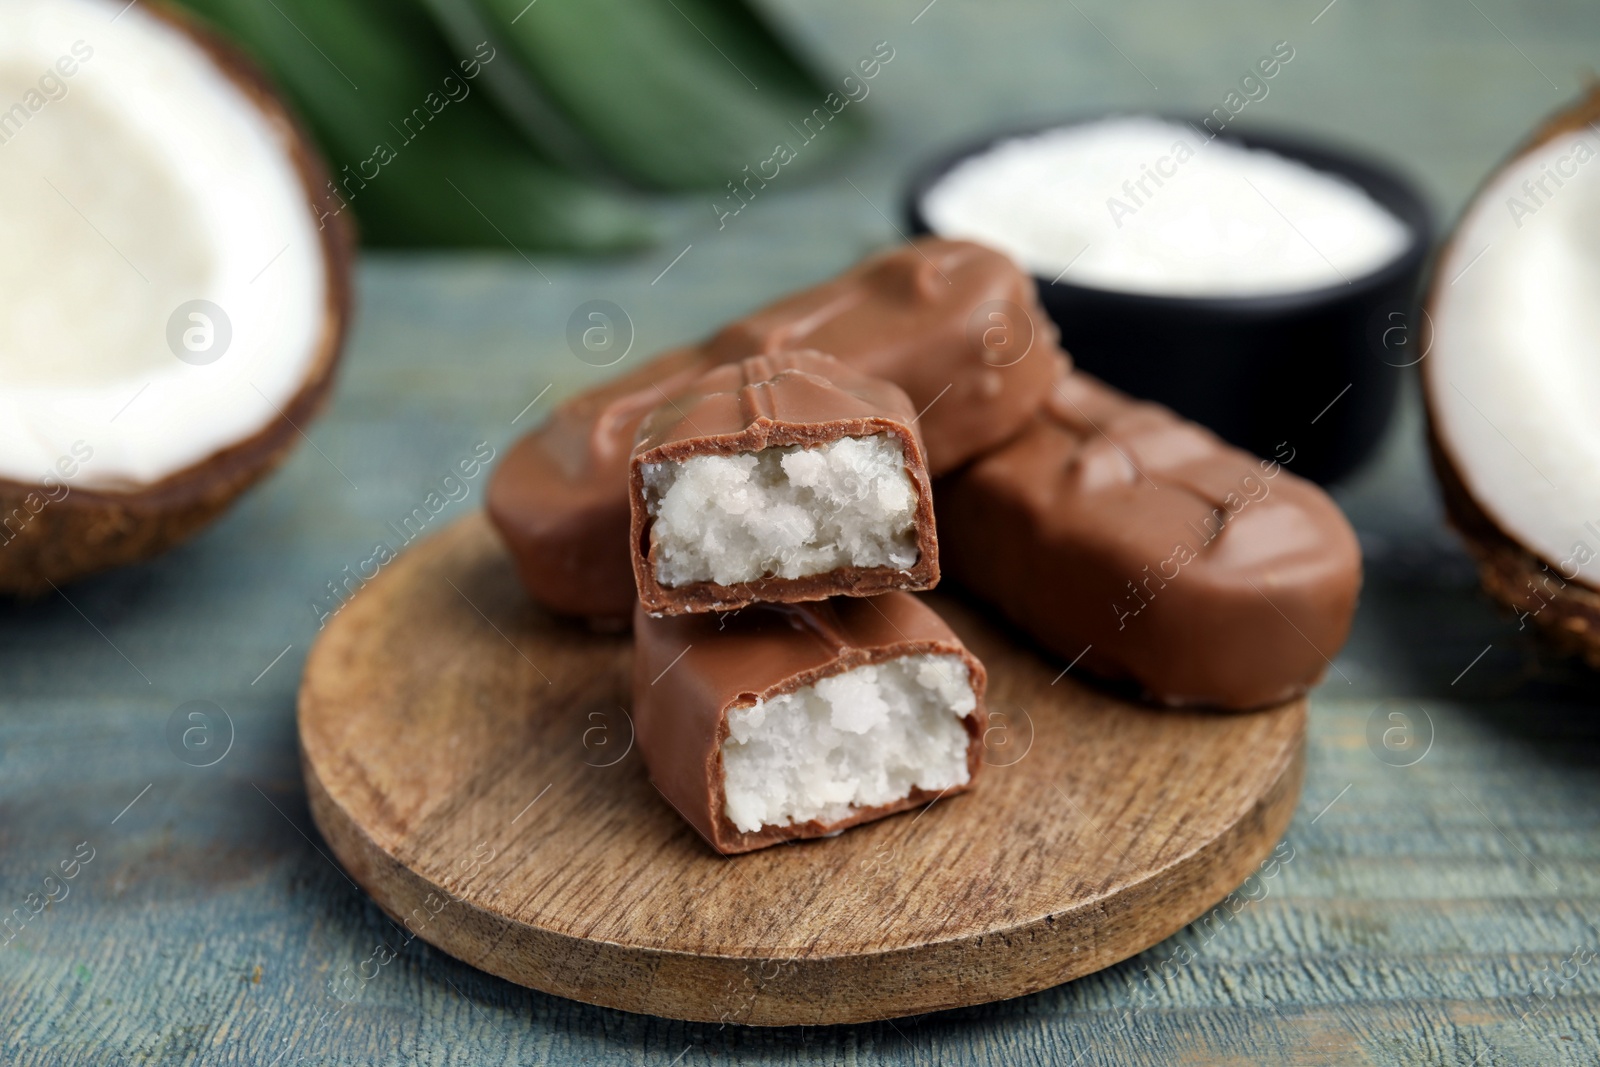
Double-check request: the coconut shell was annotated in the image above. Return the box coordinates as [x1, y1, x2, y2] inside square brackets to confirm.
[0, 3, 354, 596]
[1427, 427, 1600, 664]
[1423, 83, 1600, 664]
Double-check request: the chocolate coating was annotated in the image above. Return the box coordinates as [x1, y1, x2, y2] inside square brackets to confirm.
[630, 351, 938, 616]
[704, 239, 1062, 473]
[939, 372, 1362, 710]
[488, 347, 711, 622]
[632, 593, 988, 855]
[487, 238, 1063, 623]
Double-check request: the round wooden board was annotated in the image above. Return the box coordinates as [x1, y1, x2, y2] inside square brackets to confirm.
[298, 512, 1305, 1026]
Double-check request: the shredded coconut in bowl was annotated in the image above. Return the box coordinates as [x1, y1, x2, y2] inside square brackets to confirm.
[921, 116, 1409, 298]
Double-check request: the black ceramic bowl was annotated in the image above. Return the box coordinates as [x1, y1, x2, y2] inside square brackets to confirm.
[906, 117, 1434, 484]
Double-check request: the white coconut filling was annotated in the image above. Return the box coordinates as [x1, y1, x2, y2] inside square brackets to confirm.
[642, 434, 919, 588]
[721, 654, 975, 834]
[1429, 126, 1600, 584]
[0, 0, 325, 490]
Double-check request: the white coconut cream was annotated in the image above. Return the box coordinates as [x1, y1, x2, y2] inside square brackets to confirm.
[922, 116, 1410, 298]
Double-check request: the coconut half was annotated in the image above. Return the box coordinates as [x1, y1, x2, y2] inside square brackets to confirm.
[0, 0, 352, 594]
[1425, 85, 1600, 661]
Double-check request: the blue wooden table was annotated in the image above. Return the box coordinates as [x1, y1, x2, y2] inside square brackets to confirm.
[3, 2, 1598, 1064]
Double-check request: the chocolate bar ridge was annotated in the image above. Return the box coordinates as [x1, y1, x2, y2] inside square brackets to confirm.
[939, 371, 1362, 710]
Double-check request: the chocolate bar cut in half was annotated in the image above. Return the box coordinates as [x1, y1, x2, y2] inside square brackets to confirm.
[632, 592, 987, 855]
[487, 238, 1063, 624]
[630, 351, 939, 616]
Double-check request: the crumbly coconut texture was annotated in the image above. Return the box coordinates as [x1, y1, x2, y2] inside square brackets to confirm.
[1426, 87, 1600, 659]
[721, 654, 976, 834]
[922, 116, 1410, 297]
[643, 434, 919, 587]
[0, 0, 349, 592]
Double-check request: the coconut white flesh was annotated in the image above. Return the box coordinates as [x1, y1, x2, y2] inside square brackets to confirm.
[1429, 127, 1600, 585]
[922, 116, 1410, 297]
[721, 654, 975, 834]
[642, 434, 919, 588]
[0, 0, 326, 491]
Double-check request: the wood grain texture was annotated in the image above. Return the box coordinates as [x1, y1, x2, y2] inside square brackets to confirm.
[298, 512, 1304, 1025]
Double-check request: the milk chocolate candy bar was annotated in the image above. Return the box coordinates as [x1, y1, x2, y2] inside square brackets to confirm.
[630, 351, 938, 616]
[488, 346, 712, 622]
[632, 592, 987, 855]
[939, 372, 1362, 710]
[486, 238, 1063, 624]
[703, 238, 1063, 473]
